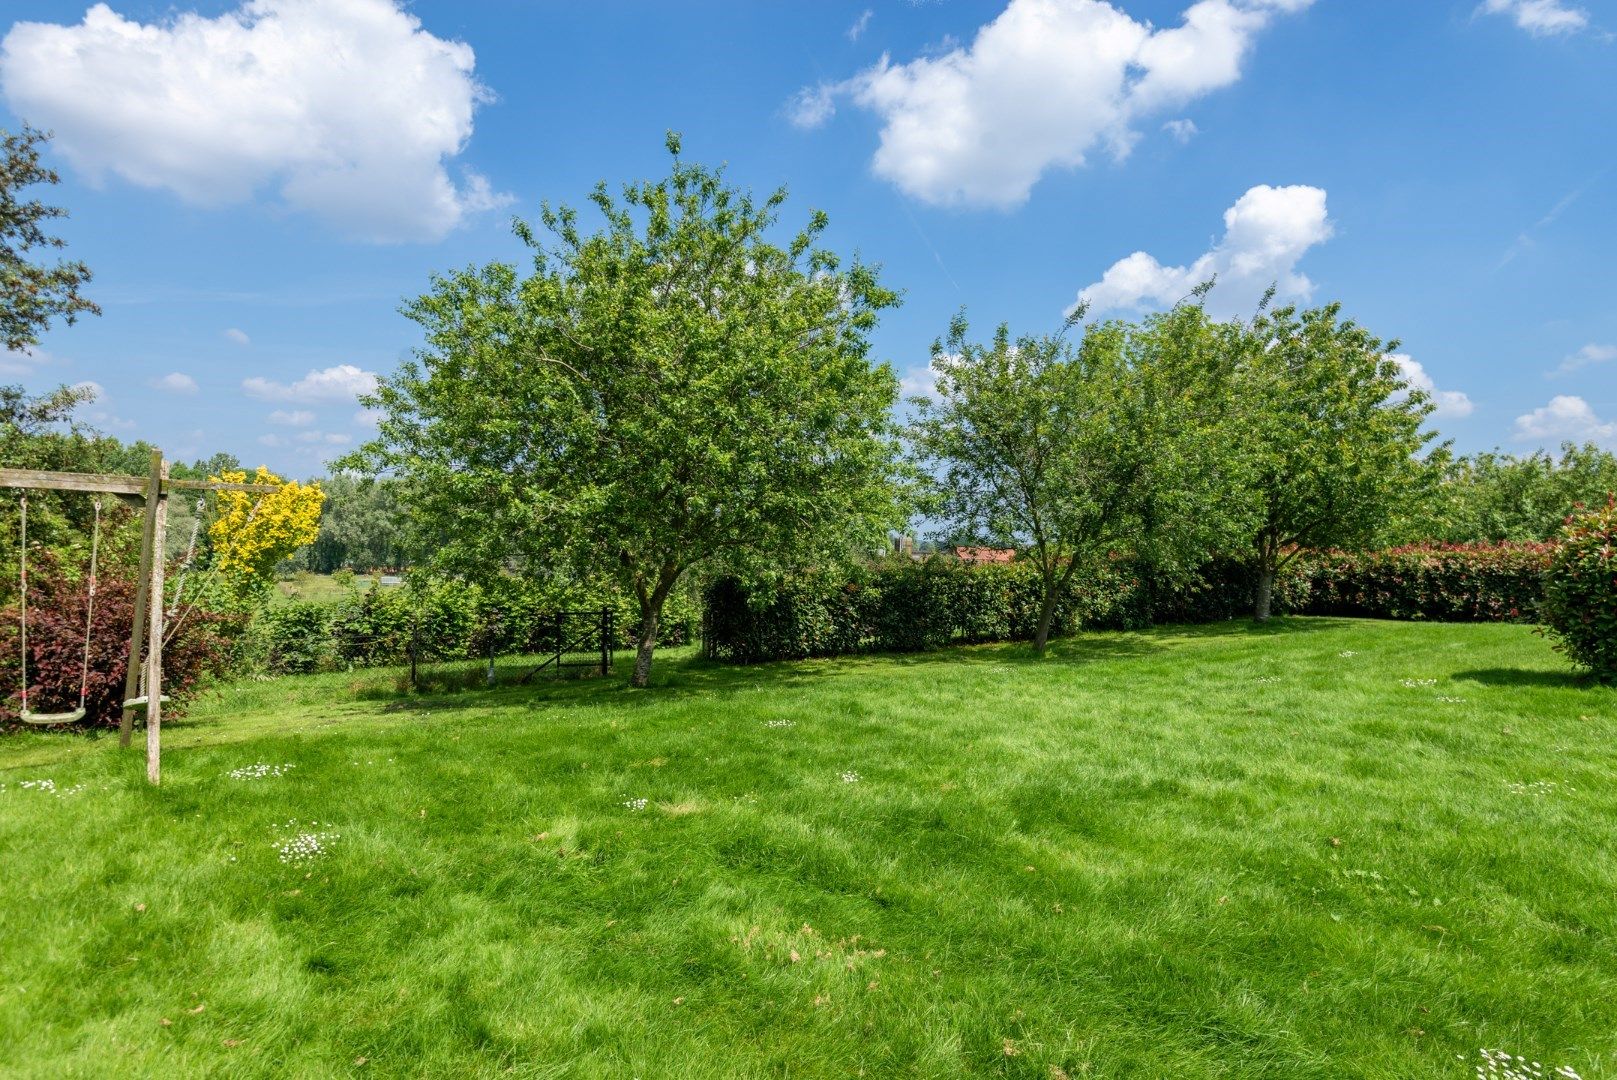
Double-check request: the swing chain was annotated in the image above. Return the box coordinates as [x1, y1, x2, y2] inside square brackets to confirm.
[167, 497, 207, 617]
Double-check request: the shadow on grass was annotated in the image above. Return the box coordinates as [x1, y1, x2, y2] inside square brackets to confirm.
[367, 616, 1358, 717]
[1454, 667, 1610, 690]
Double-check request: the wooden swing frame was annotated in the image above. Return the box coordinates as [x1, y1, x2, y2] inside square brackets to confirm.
[3, 451, 279, 784]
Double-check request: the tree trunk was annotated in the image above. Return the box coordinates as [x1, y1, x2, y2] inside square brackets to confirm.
[631, 610, 658, 688]
[1033, 584, 1059, 654]
[629, 563, 679, 688]
[1254, 563, 1275, 621]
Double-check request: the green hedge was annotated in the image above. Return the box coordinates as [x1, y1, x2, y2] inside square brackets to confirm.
[703, 546, 1547, 663]
[1304, 543, 1552, 622]
[240, 576, 699, 675]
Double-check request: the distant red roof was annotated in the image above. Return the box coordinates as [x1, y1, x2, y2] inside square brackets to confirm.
[951, 546, 1016, 564]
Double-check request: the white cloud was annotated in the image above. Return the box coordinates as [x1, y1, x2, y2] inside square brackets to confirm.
[71, 380, 136, 431]
[150, 371, 199, 395]
[0, 0, 510, 242]
[243, 363, 378, 404]
[1481, 0, 1590, 36]
[1163, 118, 1200, 143]
[295, 430, 351, 445]
[0, 346, 62, 377]
[268, 408, 315, 426]
[1390, 355, 1474, 419]
[223, 328, 250, 346]
[793, 0, 1312, 206]
[353, 408, 384, 427]
[1513, 395, 1616, 443]
[787, 84, 838, 129]
[848, 9, 875, 42]
[1552, 342, 1616, 376]
[1075, 183, 1331, 317]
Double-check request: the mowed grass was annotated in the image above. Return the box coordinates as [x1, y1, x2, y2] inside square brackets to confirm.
[2, 619, 1615, 1079]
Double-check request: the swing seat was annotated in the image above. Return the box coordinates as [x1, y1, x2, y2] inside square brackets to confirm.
[19, 707, 87, 725]
[122, 695, 170, 710]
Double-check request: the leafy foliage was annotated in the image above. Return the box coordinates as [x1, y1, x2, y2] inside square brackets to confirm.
[239, 576, 699, 676]
[908, 301, 1242, 651]
[293, 474, 410, 573]
[1306, 543, 1551, 622]
[0, 555, 233, 728]
[1231, 301, 1436, 617]
[0, 126, 99, 352]
[1398, 442, 1617, 543]
[350, 134, 904, 685]
[704, 545, 1547, 663]
[1539, 496, 1617, 682]
[208, 468, 325, 603]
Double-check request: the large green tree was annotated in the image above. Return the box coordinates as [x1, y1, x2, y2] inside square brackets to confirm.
[909, 301, 1243, 652]
[2, 126, 98, 352]
[351, 136, 904, 685]
[1232, 302, 1436, 619]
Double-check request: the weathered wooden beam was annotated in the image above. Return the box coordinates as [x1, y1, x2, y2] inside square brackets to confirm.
[120, 451, 162, 747]
[0, 468, 280, 495]
[0, 468, 146, 495]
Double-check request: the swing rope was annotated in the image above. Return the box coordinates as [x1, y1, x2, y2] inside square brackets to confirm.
[16, 495, 99, 725]
[162, 494, 264, 648]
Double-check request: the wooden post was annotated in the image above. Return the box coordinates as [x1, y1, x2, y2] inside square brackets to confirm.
[119, 449, 163, 747]
[145, 459, 168, 785]
[600, 606, 610, 676]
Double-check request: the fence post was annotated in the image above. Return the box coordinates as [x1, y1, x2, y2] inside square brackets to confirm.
[409, 612, 418, 690]
[599, 605, 610, 675]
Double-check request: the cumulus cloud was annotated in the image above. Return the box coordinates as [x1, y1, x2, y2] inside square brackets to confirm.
[1513, 395, 1616, 443]
[150, 372, 199, 394]
[792, 0, 1312, 206]
[0, 346, 61, 377]
[1163, 118, 1200, 143]
[1551, 342, 1616, 376]
[1390, 355, 1474, 419]
[223, 328, 250, 346]
[268, 408, 315, 426]
[1074, 183, 1331, 317]
[243, 363, 378, 404]
[1481, 0, 1590, 36]
[0, 0, 509, 242]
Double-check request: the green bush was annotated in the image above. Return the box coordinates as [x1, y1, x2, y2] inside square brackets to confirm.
[1539, 497, 1617, 682]
[246, 601, 335, 675]
[704, 557, 1146, 662]
[1303, 543, 1550, 622]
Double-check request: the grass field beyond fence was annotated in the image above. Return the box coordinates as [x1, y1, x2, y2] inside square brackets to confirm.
[2, 619, 1614, 1078]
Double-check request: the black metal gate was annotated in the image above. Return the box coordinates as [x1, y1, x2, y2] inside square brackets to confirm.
[518, 607, 614, 683]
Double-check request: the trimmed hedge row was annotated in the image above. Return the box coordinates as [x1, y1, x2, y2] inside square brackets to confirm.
[1304, 543, 1552, 623]
[703, 544, 1549, 663]
[241, 577, 698, 675]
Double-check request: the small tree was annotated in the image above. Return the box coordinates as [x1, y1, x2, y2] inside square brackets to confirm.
[1232, 302, 1436, 619]
[909, 302, 1241, 653]
[350, 136, 904, 686]
[1, 126, 98, 352]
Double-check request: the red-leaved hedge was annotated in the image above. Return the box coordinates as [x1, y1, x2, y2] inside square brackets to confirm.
[1302, 543, 1553, 622]
[0, 556, 236, 729]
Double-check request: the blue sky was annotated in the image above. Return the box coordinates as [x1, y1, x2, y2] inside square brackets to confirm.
[1, 0, 1613, 475]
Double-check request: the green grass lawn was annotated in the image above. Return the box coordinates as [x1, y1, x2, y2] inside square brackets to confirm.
[2, 618, 1614, 1078]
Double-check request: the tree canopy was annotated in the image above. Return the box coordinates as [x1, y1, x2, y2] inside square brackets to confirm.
[909, 300, 1245, 651]
[350, 135, 905, 685]
[1, 126, 98, 353]
[1229, 301, 1436, 618]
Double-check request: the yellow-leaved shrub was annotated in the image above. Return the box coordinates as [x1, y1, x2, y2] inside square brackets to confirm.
[209, 468, 325, 601]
